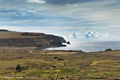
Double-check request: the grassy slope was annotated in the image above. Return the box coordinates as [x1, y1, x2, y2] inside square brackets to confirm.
[0, 31, 63, 47]
[0, 31, 42, 39]
[0, 31, 46, 38]
[0, 31, 21, 37]
[0, 48, 120, 80]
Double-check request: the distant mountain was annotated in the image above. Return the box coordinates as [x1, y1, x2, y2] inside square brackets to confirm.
[0, 30, 66, 48]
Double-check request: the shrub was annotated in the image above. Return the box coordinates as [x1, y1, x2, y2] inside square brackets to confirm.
[53, 56, 59, 59]
[16, 64, 22, 72]
[58, 58, 64, 61]
[105, 48, 112, 51]
[53, 56, 64, 61]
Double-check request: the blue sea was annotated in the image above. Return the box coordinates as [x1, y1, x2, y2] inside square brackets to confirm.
[45, 41, 120, 52]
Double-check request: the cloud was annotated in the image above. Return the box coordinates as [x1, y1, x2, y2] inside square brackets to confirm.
[47, 0, 120, 26]
[45, 0, 104, 5]
[0, 0, 120, 41]
[27, 0, 46, 4]
[67, 31, 120, 41]
[0, 10, 29, 16]
[85, 31, 103, 38]
[0, 26, 75, 36]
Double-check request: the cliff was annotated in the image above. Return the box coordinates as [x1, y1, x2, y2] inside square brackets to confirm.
[57, 36, 67, 43]
[0, 30, 66, 48]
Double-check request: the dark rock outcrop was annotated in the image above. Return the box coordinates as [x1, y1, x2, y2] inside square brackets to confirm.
[67, 41, 70, 44]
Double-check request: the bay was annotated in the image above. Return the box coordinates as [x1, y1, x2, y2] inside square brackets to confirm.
[45, 41, 120, 52]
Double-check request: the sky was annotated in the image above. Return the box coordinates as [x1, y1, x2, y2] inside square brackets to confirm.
[0, 0, 120, 41]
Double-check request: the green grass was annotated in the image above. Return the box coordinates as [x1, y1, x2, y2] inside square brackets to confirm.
[90, 70, 98, 72]
[59, 67, 78, 76]
[87, 74, 98, 77]
[104, 72, 113, 76]
[26, 71, 50, 77]
[0, 32, 21, 37]
[0, 48, 120, 79]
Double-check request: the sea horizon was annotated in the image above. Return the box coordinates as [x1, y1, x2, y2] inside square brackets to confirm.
[45, 41, 120, 52]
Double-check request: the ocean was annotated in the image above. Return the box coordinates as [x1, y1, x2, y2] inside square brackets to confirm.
[45, 41, 120, 52]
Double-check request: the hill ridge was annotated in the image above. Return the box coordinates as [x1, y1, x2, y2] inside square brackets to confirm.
[0, 30, 66, 48]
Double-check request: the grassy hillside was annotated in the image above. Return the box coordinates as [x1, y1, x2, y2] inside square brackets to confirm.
[0, 31, 21, 37]
[0, 31, 46, 38]
[0, 30, 65, 48]
[0, 48, 120, 80]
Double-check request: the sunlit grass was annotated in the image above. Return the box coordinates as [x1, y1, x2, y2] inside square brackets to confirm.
[0, 48, 120, 79]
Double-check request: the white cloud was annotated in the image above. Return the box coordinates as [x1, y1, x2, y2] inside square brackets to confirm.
[47, 0, 120, 26]
[0, 19, 48, 24]
[0, 0, 120, 41]
[85, 31, 103, 38]
[27, 0, 46, 4]
[0, 25, 120, 41]
[66, 31, 120, 41]
[0, 26, 74, 36]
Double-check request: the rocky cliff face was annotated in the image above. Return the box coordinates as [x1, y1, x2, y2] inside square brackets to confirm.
[0, 31, 66, 48]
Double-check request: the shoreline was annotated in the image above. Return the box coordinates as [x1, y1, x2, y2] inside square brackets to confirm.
[0, 46, 119, 53]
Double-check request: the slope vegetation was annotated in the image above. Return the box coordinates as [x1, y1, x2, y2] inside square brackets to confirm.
[0, 30, 66, 48]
